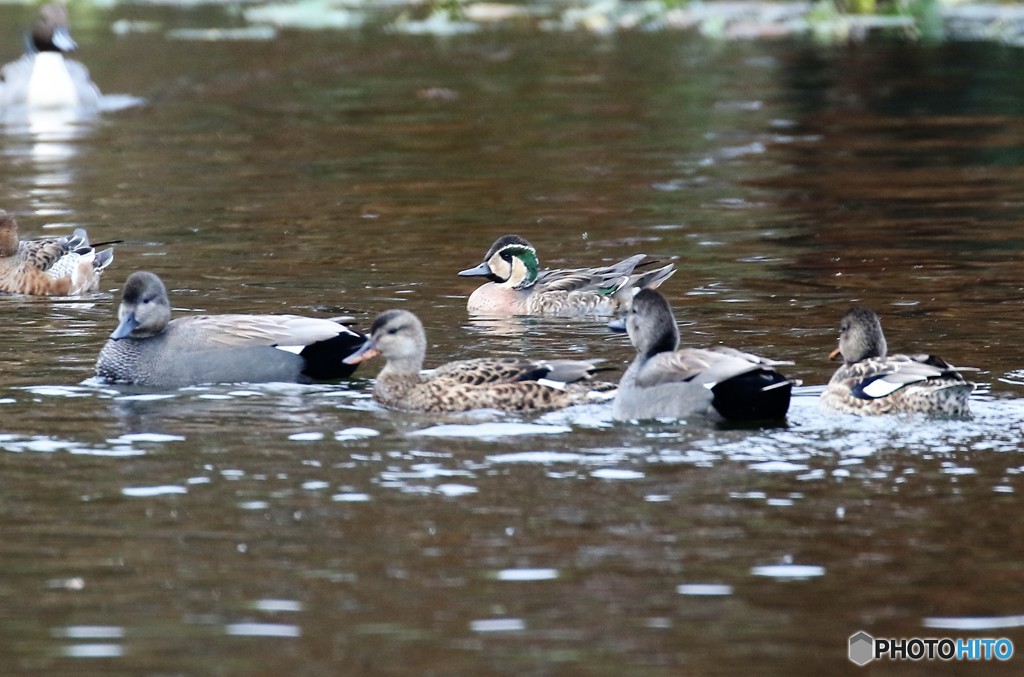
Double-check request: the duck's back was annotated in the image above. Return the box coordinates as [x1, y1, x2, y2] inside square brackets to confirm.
[822, 354, 974, 416]
[614, 348, 792, 422]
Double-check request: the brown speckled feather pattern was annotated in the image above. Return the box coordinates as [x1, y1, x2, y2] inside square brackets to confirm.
[375, 375, 613, 414]
[351, 309, 615, 414]
[0, 211, 113, 296]
[822, 354, 974, 416]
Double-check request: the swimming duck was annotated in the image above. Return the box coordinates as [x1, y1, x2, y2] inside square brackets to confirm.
[343, 308, 615, 413]
[821, 306, 975, 416]
[458, 235, 675, 316]
[610, 289, 793, 422]
[0, 4, 101, 110]
[95, 271, 365, 387]
[0, 210, 114, 295]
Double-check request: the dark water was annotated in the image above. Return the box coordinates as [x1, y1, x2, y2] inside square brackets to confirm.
[2, 6, 1024, 674]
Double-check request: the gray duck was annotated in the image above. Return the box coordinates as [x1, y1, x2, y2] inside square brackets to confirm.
[95, 271, 365, 387]
[610, 289, 793, 422]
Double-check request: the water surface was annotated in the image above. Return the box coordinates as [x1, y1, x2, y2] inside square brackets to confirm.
[2, 7, 1024, 674]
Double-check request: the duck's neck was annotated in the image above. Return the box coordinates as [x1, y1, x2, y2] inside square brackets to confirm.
[504, 252, 539, 290]
[374, 357, 425, 402]
[642, 325, 679, 360]
[0, 223, 19, 257]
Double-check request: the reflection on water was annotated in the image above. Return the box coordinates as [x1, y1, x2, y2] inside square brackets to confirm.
[2, 91, 143, 230]
[1, 8, 1024, 675]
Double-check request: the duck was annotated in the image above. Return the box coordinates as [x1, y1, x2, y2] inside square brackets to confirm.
[0, 209, 114, 295]
[95, 271, 366, 387]
[609, 288, 793, 422]
[821, 306, 975, 416]
[0, 3, 101, 110]
[343, 308, 615, 413]
[458, 234, 675, 317]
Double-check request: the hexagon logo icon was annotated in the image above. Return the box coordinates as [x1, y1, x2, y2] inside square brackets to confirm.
[849, 631, 874, 666]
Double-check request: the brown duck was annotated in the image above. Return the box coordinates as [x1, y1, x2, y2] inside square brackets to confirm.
[0, 210, 114, 295]
[821, 306, 975, 416]
[344, 308, 615, 413]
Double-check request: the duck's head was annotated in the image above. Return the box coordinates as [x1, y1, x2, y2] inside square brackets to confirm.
[458, 234, 539, 290]
[0, 210, 20, 257]
[609, 288, 679, 358]
[343, 309, 427, 370]
[830, 306, 887, 364]
[31, 4, 77, 54]
[111, 271, 172, 340]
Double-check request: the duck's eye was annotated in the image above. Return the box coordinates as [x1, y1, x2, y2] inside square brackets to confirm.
[387, 327, 399, 335]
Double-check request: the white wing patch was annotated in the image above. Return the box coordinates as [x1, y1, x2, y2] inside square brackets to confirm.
[861, 378, 905, 399]
[537, 378, 567, 391]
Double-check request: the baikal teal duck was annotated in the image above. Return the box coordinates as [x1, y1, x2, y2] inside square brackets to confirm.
[821, 306, 975, 416]
[344, 308, 615, 413]
[458, 234, 675, 317]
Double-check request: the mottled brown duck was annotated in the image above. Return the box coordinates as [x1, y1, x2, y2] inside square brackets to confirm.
[344, 308, 615, 413]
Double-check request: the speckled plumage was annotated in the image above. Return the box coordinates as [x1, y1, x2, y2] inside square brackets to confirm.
[343, 309, 615, 413]
[95, 271, 365, 387]
[0, 210, 114, 295]
[821, 306, 975, 416]
[611, 289, 793, 422]
[458, 234, 675, 317]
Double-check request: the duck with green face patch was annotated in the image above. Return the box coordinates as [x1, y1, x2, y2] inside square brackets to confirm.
[821, 306, 975, 416]
[458, 234, 675, 317]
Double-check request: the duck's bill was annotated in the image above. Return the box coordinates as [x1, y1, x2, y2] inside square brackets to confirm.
[607, 317, 627, 333]
[110, 313, 139, 340]
[343, 341, 381, 365]
[457, 262, 492, 277]
[828, 347, 842, 361]
[51, 27, 77, 52]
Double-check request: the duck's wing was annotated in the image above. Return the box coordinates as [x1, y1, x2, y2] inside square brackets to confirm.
[534, 254, 650, 294]
[175, 315, 360, 350]
[18, 233, 75, 272]
[432, 357, 607, 386]
[841, 354, 971, 400]
[635, 348, 774, 389]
